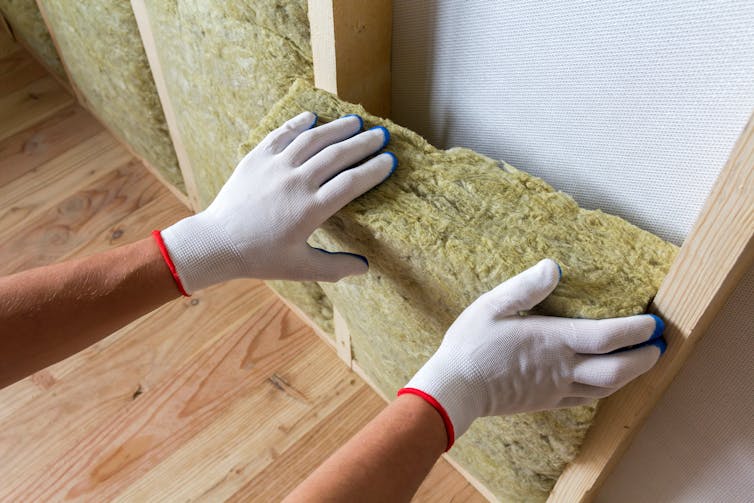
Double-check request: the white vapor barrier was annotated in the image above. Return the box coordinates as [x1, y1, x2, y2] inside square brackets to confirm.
[391, 0, 754, 246]
[391, 1, 754, 500]
[597, 265, 754, 502]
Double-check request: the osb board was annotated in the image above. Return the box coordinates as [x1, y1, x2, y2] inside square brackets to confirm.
[242, 80, 678, 502]
[36, 0, 184, 192]
[141, 0, 313, 208]
[0, 0, 64, 79]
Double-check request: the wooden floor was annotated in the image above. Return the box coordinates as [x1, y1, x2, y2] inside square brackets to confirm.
[0, 42, 484, 501]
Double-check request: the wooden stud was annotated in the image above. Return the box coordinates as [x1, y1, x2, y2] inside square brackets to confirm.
[33, 0, 193, 211]
[333, 308, 352, 366]
[549, 113, 754, 502]
[130, 0, 201, 211]
[33, 2, 84, 105]
[308, 0, 392, 117]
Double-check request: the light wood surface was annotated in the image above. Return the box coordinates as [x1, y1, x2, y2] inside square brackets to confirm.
[549, 114, 754, 501]
[130, 0, 201, 211]
[333, 307, 353, 365]
[0, 46, 483, 502]
[309, 0, 392, 117]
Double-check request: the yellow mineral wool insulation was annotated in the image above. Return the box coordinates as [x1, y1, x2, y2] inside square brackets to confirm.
[37, 0, 184, 191]
[0, 0, 65, 79]
[142, 0, 312, 207]
[242, 79, 678, 502]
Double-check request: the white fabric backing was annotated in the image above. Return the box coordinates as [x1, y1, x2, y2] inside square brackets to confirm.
[392, 0, 754, 246]
[391, 1, 754, 500]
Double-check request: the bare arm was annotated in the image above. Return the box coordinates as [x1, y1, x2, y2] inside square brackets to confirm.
[0, 237, 179, 388]
[289, 260, 666, 501]
[0, 112, 393, 388]
[285, 394, 446, 503]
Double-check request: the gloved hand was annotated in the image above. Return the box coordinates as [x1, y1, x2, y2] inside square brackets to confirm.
[156, 112, 396, 294]
[399, 259, 666, 450]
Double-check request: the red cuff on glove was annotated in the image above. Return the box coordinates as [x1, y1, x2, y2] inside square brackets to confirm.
[398, 387, 455, 451]
[152, 230, 190, 297]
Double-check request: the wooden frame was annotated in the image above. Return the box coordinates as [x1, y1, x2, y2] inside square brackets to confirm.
[304, 2, 754, 502]
[548, 114, 754, 501]
[130, 0, 201, 211]
[33, 0, 193, 210]
[308, 0, 392, 118]
[28, 0, 753, 500]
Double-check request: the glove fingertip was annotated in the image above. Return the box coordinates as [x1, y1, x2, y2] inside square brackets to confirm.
[341, 113, 364, 131]
[650, 336, 667, 356]
[538, 258, 562, 287]
[342, 251, 369, 268]
[368, 125, 391, 149]
[647, 314, 665, 341]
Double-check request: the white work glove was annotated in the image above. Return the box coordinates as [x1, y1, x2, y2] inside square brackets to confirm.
[157, 112, 396, 294]
[399, 259, 666, 450]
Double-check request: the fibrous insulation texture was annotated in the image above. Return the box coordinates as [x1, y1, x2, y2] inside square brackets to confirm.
[143, 0, 312, 207]
[243, 80, 678, 502]
[0, 0, 65, 79]
[36, 0, 183, 191]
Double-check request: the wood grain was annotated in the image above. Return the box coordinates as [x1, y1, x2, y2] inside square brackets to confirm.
[0, 74, 72, 140]
[0, 48, 480, 502]
[0, 48, 46, 95]
[309, 0, 392, 117]
[549, 113, 754, 501]
[130, 0, 201, 211]
[0, 158, 163, 274]
[0, 105, 101, 187]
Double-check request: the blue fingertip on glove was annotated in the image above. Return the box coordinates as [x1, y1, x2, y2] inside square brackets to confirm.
[369, 125, 390, 149]
[309, 112, 318, 129]
[647, 314, 665, 341]
[314, 247, 368, 267]
[341, 113, 364, 130]
[649, 337, 667, 355]
[383, 151, 398, 179]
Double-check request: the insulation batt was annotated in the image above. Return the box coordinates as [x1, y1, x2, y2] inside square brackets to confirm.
[36, 0, 183, 192]
[0, 0, 65, 79]
[143, 0, 312, 207]
[242, 80, 678, 502]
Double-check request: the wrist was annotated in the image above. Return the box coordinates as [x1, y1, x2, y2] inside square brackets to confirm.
[401, 350, 486, 449]
[392, 394, 447, 456]
[159, 213, 246, 294]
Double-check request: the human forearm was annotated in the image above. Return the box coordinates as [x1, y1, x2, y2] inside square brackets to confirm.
[0, 112, 395, 388]
[286, 394, 446, 503]
[0, 237, 178, 387]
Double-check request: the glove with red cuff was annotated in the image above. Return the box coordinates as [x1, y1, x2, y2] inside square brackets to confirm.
[399, 259, 666, 450]
[153, 111, 396, 295]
